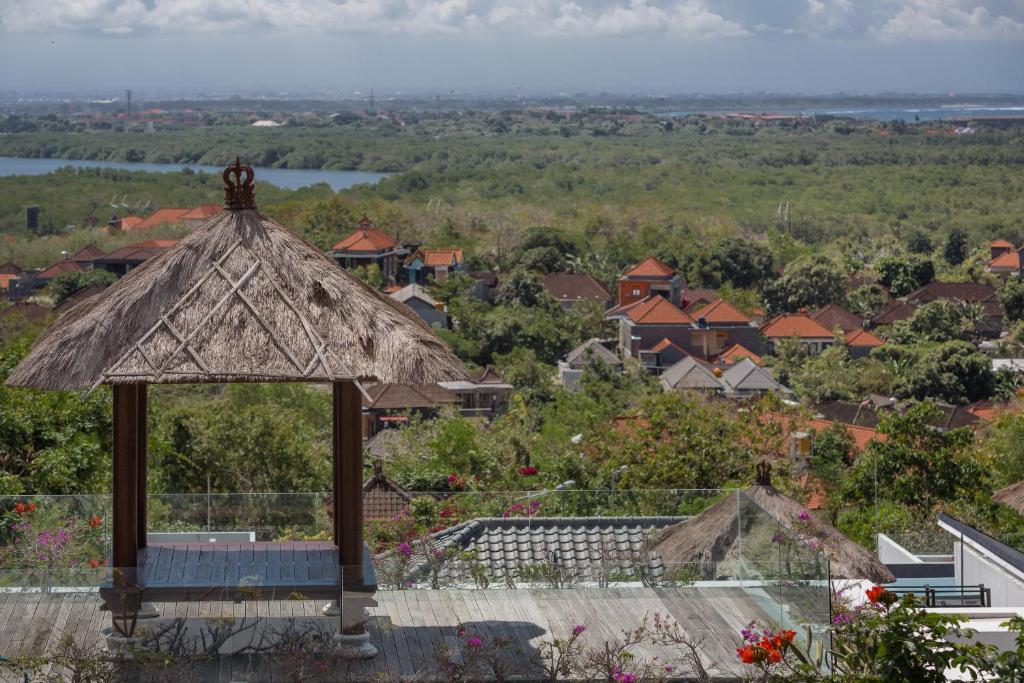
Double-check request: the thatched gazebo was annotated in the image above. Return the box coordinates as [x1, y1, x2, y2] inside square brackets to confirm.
[6, 160, 466, 655]
[994, 481, 1024, 516]
[650, 462, 895, 584]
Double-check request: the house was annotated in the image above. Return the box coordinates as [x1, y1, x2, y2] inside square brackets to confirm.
[813, 398, 982, 432]
[33, 260, 85, 287]
[715, 343, 764, 366]
[988, 240, 1020, 276]
[0, 262, 23, 295]
[639, 338, 690, 373]
[328, 217, 408, 281]
[542, 272, 613, 309]
[108, 215, 145, 232]
[873, 281, 1004, 335]
[68, 245, 106, 269]
[720, 359, 790, 398]
[614, 257, 683, 308]
[688, 299, 761, 359]
[94, 239, 177, 277]
[609, 295, 695, 359]
[403, 247, 465, 284]
[682, 288, 719, 312]
[760, 314, 836, 355]
[361, 382, 461, 436]
[440, 366, 514, 417]
[760, 411, 885, 466]
[844, 328, 885, 358]
[990, 239, 1015, 261]
[659, 356, 724, 393]
[181, 205, 221, 231]
[389, 284, 447, 329]
[135, 208, 192, 230]
[811, 303, 863, 334]
[558, 338, 621, 389]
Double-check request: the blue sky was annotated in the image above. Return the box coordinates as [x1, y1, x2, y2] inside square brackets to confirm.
[1, 0, 1022, 93]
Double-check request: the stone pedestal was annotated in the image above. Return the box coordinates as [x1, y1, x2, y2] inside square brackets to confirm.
[334, 631, 377, 659]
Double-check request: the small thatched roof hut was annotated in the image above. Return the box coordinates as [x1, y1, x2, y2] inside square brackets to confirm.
[994, 481, 1024, 516]
[6, 164, 465, 390]
[650, 462, 894, 584]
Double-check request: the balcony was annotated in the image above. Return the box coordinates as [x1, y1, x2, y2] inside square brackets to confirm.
[0, 490, 831, 680]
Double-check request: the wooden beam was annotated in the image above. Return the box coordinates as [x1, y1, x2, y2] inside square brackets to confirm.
[333, 381, 363, 585]
[112, 384, 140, 570]
[136, 384, 148, 550]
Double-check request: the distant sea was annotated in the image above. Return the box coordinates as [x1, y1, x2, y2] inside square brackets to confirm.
[0, 157, 388, 191]
[668, 104, 1024, 122]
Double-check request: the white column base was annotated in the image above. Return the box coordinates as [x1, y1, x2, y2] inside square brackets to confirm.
[102, 627, 143, 658]
[334, 631, 377, 659]
[321, 600, 340, 616]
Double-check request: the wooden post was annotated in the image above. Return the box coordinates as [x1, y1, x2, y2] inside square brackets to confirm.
[112, 385, 140, 571]
[136, 384, 148, 550]
[333, 380, 363, 585]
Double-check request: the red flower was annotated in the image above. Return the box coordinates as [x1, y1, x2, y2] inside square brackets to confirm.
[27, 502, 36, 512]
[866, 585, 890, 604]
[88, 516, 102, 528]
[14, 503, 25, 514]
[88, 559, 101, 569]
[518, 466, 539, 476]
[736, 646, 758, 664]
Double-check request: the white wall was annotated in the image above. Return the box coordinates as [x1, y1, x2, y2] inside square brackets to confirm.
[955, 541, 1024, 607]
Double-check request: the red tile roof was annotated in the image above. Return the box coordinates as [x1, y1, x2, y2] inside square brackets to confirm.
[624, 296, 694, 325]
[136, 208, 191, 230]
[762, 412, 885, 455]
[989, 239, 1015, 249]
[332, 225, 399, 252]
[845, 328, 885, 348]
[989, 250, 1021, 270]
[36, 260, 84, 280]
[761, 314, 834, 339]
[623, 256, 675, 278]
[691, 299, 752, 325]
[119, 216, 145, 231]
[406, 247, 464, 268]
[717, 343, 764, 366]
[650, 337, 687, 354]
[180, 204, 221, 221]
[811, 303, 862, 333]
[69, 245, 106, 262]
[542, 272, 612, 302]
[0, 274, 18, 291]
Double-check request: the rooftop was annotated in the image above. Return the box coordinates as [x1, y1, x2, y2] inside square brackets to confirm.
[332, 218, 400, 253]
[621, 296, 694, 325]
[690, 299, 752, 325]
[622, 256, 676, 279]
[760, 314, 834, 339]
[542, 272, 612, 302]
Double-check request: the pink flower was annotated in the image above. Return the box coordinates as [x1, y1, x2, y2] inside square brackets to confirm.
[798, 511, 810, 521]
[572, 624, 586, 636]
[465, 637, 482, 648]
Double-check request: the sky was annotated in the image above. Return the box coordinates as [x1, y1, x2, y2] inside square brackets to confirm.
[0, 0, 1022, 95]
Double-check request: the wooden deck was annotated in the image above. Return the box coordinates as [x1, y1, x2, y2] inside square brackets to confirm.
[0, 586, 795, 681]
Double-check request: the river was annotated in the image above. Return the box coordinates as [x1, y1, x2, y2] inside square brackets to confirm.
[0, 157, 388, 191]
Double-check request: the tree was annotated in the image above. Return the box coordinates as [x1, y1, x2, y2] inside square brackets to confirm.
[496, 270, 547, 307]
[894, 341, 996, 405]
[887, 300, 970, 344]
[846, 284, 888, 318]
[495, 347, 555, 405]
[843, 402, 980, 508]
[759, 256, 845, 314]
[944, 228, 970, 266]
[702, 239, 775, 289]
[1000, 277, 1024, 323]
[907, 231, 933, 255]
[43, 269, 117, 305]
[875, 256, 934, 298]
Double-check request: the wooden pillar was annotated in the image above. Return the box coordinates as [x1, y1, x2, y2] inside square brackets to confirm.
[136, 384, 148, 550]
[333, 380, 363, 585]
[112, 384, 140, 570]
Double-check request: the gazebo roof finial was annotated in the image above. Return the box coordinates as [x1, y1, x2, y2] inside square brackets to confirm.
[223, 157, 256, 210]
[755, 460, 772, 486]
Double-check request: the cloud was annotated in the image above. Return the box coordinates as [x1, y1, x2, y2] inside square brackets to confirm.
[0, 0, 1021, 41]
[868, 0, 1024, 41]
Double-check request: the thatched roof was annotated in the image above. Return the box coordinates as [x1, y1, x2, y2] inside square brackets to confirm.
[7, 165, 466, 390]
[650, 480, 894, 584]
[994, 481, 1024, 516]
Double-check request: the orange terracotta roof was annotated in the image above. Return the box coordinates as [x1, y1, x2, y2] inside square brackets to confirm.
[762, 412, 885, 455]
[36, 260, 84, 279]
[623, 256, 675, 278]
[989, 250, 1021, 270]
[650, 337, 687, 354]
[383, 284, 402, 294]
[691, 299, 752, 325]
[332, 226, 399, 252]
[116, 216, 145, 231]
[624, 296, 694, 325]
[0, 273, 18, 290]
[966, 401, 1017, 422]
[136, 208, 190, 230]
[844, 328, 885, 348]
[761, 314, 834, 339]
[180, 204, 221, 220]
[717, 343, 764, 366]
[406, 247, 464, 268]
[990, 239, 1015, 249]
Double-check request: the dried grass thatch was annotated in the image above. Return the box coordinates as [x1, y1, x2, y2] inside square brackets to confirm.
[994, 481, 1024, 516]
[7, 209, 467, 389]
[650, 484, 895, 584]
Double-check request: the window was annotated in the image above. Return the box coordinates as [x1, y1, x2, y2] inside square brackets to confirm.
[631, 288, 641, 297]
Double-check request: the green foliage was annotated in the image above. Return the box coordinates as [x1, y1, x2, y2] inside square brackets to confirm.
[760, 256, 846, 314]
[874, 255, 934, 297]
[944, 228, 970, 266]
[42, 268, 117, 305]
[0, 332, 111, 494]
[1001, 277, 1024, 323]
[495, 270, 547, 307]
[688, 238, 775, 289]
[494, 347, 555, 406]
[892, 340, 996, 405]
[843, 402, 980, 509]
[845, 284, 888, 317]
[887, 299, 971, 343]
